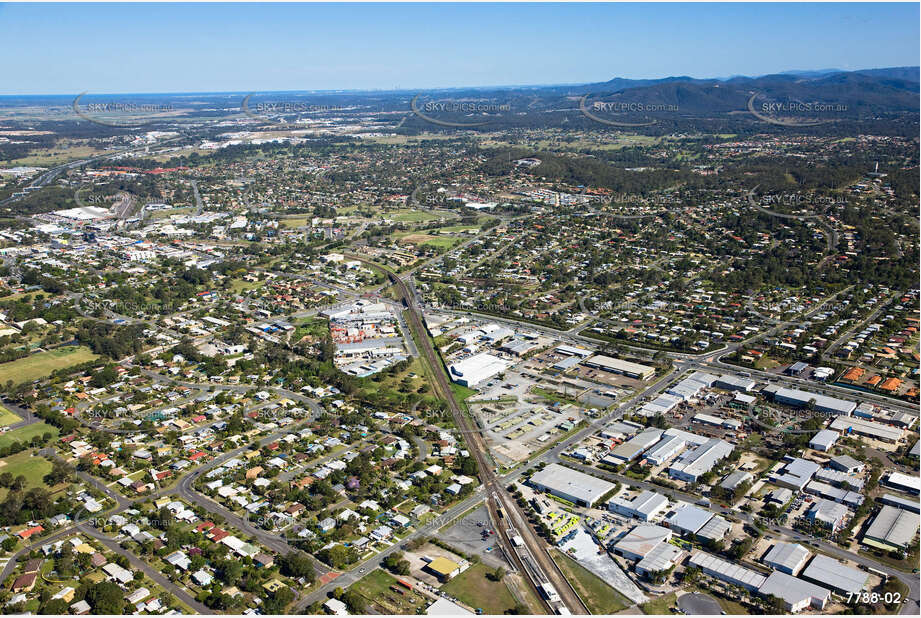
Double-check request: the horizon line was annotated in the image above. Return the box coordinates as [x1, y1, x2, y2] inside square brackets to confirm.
[1, 65, 918, 99]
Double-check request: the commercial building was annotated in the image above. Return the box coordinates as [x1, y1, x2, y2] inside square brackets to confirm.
[713, 375, 756, 392]
[448, 353, 511, 387]
[636, 542, 684, 577]
[604, 428, 663, 464]
[800, 555, 868, 595]
[807, 499, 849, 530]
[696, 515, 732, 543]
[555, 345, 592, 358]
[424, 557, 462, 581]
[879, 494, 920, 514]
[771, 457, 821, 491]
[583, 355, 655, 380]
[863, 505, 920, 551]
[666, 505, 713, 536]
[829, 416, 903, 443]
[688, 552, 766, 592]
[828, 455, 864, 474]
[612, 524, 671, 561]
[693, 413, 742, 430]
[719, 470, 752, 492]
[599, 420, 642, 441]
[639, 393, 682, 417]
[809, 429, 839, 452]
[762, 542, 810, 575]
[771, 387, 856, 416]
[529, 463, 615, 507]
[814, 468, 863, 491]
[643, 434, 686, 466]
[757, 571, 831, 612]
[767, 488, 793, 505]
[552, 356, 582, 371]
[608, 490, 669, 522]
[805, 480, 864, 508]
[668, 438, 733, 483]
[884, 471, 921, 495]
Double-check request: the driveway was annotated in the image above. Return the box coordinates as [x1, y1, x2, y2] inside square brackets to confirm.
[678, 592, 722, 615]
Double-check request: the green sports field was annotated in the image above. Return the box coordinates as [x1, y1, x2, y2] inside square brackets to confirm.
[0, 346, 99, 385]
[0, 404, 22, 427]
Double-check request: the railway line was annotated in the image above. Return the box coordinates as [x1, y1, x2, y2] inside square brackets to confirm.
[349, 254, 587, 614]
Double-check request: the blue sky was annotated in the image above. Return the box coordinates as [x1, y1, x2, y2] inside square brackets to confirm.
[1, 2, 918, 94]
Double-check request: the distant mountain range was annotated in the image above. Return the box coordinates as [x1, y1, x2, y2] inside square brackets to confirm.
[510, 66, 917, 117]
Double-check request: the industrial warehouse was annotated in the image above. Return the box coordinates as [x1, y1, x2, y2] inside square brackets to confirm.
[528, 463, 615, 507]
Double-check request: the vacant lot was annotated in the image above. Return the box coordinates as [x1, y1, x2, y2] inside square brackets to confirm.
[0, 346, 98, 385]
[440, 562, 517, 615]
[390, 209, 441, 223]
[551, 549, 631, 614]
[350, 569, 426, 614]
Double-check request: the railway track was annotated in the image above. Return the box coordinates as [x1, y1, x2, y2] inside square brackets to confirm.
[349, 255, 587, 614]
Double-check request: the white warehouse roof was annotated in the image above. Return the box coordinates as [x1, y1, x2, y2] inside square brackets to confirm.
[800, 555, 868, 595]
[529, 463, 615, 506]
[448, 353, 511, 387]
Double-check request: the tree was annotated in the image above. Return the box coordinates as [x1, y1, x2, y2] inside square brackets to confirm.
[263, 585, 295, 613]
[766, 594, 786, 614]
[85, 581, 125, 614]
[383, 551, 410, 575]
[341, 589, 366, 613]
[39, 599, 69, 615]
[278, 551, 316, 583]
[44, 459, 75, 485]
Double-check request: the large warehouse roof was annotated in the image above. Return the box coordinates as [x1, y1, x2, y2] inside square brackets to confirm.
[448, 353, 511, 387]
[774, 387, 857, 415]
[689, 552, 766, 591]
[864, 505, 920, 549]
[613, 524, 671, 559]
[763, 542, 810, 574]
[809, 429, 839, 450]
[668, 438, 733, 481]
[607, 428, 663, 462]
[829, 416, 903, 442]
[608, 490, 669, 519]
[885, 471, 921, 493]
[696, 515, 731, 542]
[800, 555, 868, 594]
[584, 355, 655, 378]
[529, 463, 615, 506]
[757, 571, 831, 610]
[667, 504, 713, 535]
